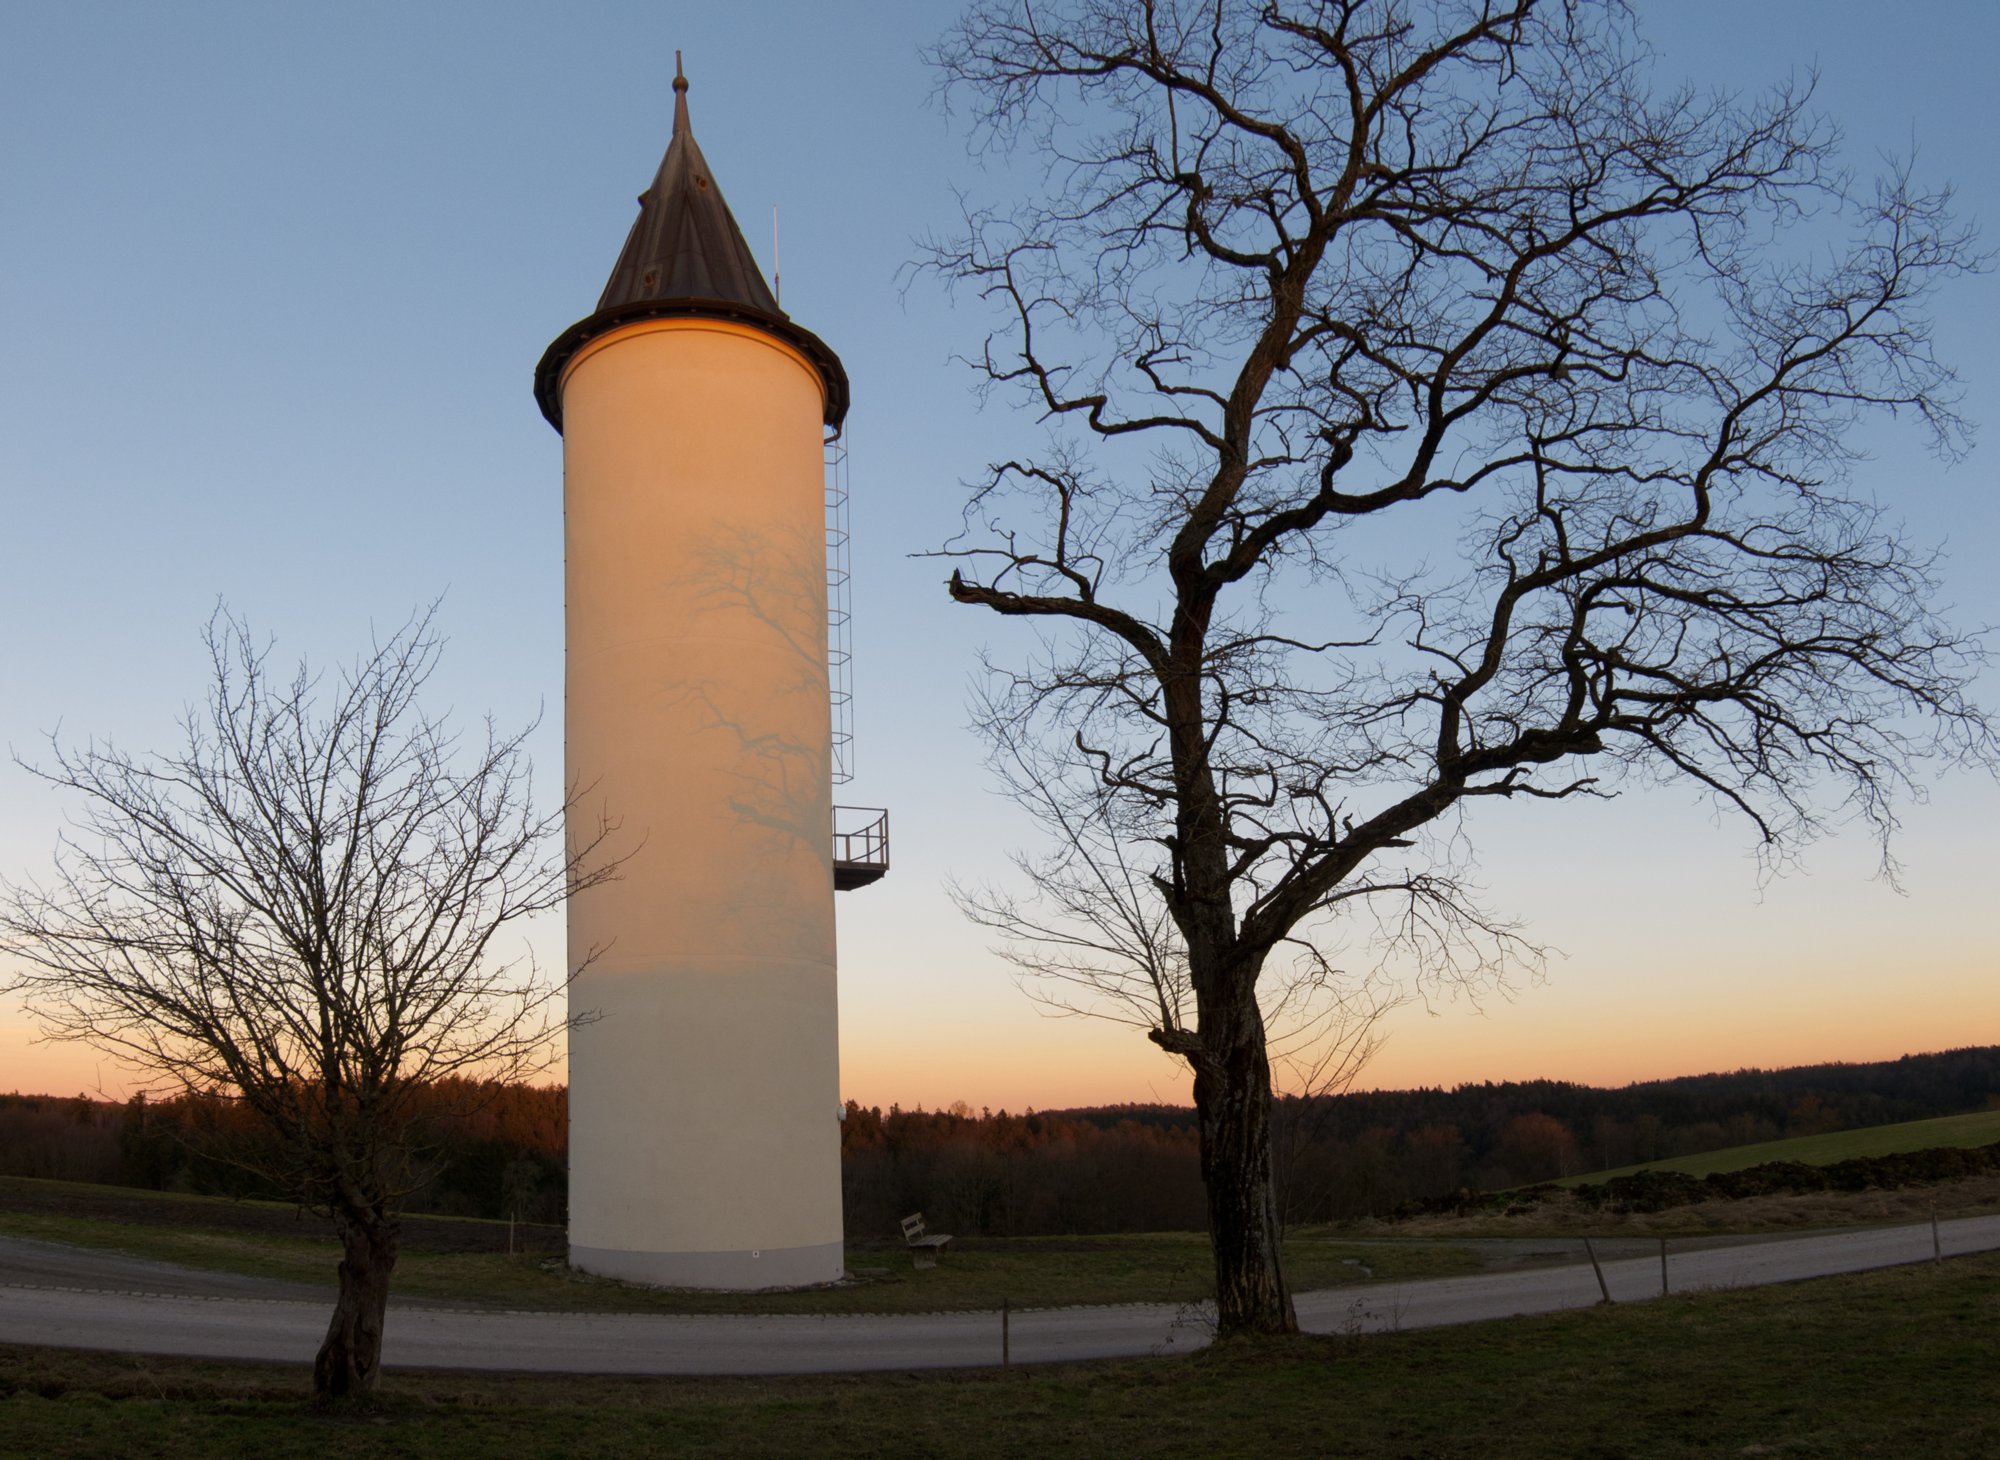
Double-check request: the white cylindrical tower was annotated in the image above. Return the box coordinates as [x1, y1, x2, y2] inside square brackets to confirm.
[536, 62, 851, 1289]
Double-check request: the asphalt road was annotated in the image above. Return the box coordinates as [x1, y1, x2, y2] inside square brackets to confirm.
[2, 1214, 1994, 1375]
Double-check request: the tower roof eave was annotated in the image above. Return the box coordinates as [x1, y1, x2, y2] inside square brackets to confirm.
[536, 58, 848, 433]
[534, 297, 851, 432]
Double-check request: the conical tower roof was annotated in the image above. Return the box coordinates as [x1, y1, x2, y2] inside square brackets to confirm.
[596, 60, 781, 316]
[536, 58, 848, 433]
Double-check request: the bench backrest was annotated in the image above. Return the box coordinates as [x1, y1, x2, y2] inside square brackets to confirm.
[900, 1213, 927, 1243]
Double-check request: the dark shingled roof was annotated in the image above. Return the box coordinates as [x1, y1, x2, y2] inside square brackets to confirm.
[536, 59, 848, 433]
[596, 64, 779, 316]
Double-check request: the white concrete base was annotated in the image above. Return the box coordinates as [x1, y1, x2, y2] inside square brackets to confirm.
[570, 1239, 844, 1291]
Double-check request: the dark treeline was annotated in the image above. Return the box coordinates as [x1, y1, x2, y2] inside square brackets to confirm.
[0, 1079, 568, 1225]
[838, 1101, 1206, 1238]
[1272, 1045, 2000, 1220]
[1078, 1046, 2000, 1222]
[3, 1047, 1995, 1236]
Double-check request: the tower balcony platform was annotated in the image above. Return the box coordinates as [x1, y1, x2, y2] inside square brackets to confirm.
[833, 806, 889, 890]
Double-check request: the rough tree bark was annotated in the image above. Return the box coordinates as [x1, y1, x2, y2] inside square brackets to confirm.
[1185, 991, 1296, 1332]
[317, 1205, 399, 1398]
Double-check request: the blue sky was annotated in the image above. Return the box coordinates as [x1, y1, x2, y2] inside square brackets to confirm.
[2, 1, 1995, 1107]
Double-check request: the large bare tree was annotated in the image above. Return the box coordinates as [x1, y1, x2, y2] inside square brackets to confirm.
[0, 608, 616, 1397]
[924, 0, 1990, 1335]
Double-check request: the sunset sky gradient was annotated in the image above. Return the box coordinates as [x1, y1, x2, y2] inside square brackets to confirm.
[1, 1, 1995, 1111]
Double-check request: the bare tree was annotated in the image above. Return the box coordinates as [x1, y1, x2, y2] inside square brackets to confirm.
[0, 608, 617, 1397]
[924, 0, 1990, 1335]
[949, 711, 1416, 1219]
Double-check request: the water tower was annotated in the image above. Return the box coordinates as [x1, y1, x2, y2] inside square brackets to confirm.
[535, 60, 886, 1289]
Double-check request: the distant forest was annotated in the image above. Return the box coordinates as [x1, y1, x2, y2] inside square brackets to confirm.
[3, 1046, 1996, 1238]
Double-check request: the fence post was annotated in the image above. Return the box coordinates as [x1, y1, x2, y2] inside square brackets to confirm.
[1659, 1236, 1669, 1297]
[1932, 1208, 1942, 1263]
[1003, 1296, 1011, 1368]
[1583, 1237, 1613, 1304]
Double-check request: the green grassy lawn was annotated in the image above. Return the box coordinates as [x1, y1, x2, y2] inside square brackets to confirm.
[0, 1202, 1478, 1315]
[0, 1174, 554, 1243]
[1560, 1107, 2000, 1186]
[0, 1211, 332, 1288]
[3, 1250, 1993, 1459]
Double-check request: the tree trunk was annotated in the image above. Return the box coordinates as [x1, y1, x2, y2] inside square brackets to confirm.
[314, 1207, 398, 1399]
[1194, 1032, 1297, 1336]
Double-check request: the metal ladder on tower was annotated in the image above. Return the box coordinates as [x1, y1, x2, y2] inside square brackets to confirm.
[826, 428, 888, 890]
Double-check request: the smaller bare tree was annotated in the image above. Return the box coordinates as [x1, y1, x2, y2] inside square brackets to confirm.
[0, 607, 616, 1399]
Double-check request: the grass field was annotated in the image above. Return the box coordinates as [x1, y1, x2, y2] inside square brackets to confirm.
[2, 1250, 1993, 1458]
[1559, 1107, 2000, 1186]
[0, 1179, 1479, 1314]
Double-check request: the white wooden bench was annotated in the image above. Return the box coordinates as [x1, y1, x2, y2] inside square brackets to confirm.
[900, 1212, 953, 1269]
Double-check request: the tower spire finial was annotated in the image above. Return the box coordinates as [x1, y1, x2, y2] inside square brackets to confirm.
[672, 49, 690, 133]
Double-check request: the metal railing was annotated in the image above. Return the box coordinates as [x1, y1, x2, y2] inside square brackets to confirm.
[832, 805, 889, 889]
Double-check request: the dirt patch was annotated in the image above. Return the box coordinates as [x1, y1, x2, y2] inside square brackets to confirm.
[0, 1177, 564, 1255]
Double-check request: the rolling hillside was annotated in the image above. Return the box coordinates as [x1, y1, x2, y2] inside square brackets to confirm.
[1560, 1108, 2000, 1185]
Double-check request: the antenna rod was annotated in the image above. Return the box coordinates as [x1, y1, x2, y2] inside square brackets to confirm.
[773, 204, 781, 307]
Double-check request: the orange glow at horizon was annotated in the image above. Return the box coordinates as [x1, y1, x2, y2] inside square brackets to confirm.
[12, 967, 1991, 1113]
